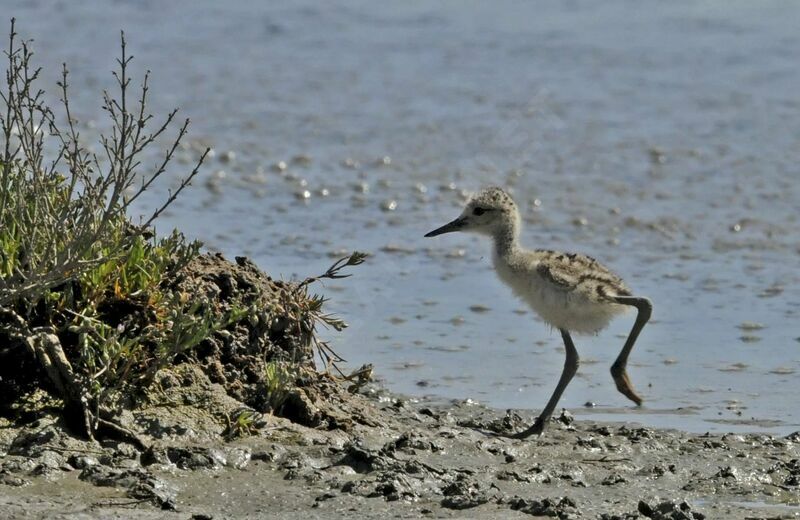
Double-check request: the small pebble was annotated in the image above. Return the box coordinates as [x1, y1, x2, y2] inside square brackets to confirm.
[718, 363, 748, 372]
[292, 154, 312, 165]
[445, 249, 466, 258]
[648, 147, 666, 164]
[738, 335, 761, 343]
[342, 157, 359, 169]
[272, 161, 287, 172]
[737, 321, 764, 331]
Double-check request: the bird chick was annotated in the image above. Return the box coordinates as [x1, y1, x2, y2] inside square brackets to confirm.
[426, 186, 653, 437]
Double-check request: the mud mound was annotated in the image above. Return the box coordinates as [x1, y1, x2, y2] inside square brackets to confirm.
[170, 254, 313, 412]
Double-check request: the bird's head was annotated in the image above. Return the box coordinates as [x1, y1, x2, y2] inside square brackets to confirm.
[425, 186, 519, 238]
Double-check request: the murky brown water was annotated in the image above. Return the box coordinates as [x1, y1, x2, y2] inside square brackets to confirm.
[10, 0, 800, 433]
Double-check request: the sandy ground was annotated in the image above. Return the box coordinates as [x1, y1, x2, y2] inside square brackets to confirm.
[1, 383, 799, 520]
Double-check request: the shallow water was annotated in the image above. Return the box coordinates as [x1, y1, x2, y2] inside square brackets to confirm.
[10, 0, 800, 434]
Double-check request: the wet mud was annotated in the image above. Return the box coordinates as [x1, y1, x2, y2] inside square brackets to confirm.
[2, 380, 798, 519]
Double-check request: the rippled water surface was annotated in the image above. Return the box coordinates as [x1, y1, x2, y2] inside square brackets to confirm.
[11, 0, 800, 433]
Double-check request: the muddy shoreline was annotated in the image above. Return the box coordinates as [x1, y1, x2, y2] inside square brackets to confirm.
[2, 377, 798, 520]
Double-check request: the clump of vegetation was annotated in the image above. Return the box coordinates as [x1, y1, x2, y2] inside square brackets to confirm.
[0, 19, 209, 438]
[221, 358, 301, 439]
[1, 20, 205, 308]
[0, 20, 366, 442]
[263, 360, 298, 413]
[223, 407, 267, 440]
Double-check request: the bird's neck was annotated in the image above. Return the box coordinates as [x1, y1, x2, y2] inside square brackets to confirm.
[493, 218, 520, 260]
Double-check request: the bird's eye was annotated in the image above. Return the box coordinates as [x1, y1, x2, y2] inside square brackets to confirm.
[472, 207, 486, 216]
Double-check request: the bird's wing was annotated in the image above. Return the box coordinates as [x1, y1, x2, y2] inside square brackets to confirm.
[535, 262, 578, 290]
[534, 251, 632, 298]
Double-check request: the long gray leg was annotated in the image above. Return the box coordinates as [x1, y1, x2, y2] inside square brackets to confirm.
[610, 296, 653, 406]
[512, 329, 579, 438]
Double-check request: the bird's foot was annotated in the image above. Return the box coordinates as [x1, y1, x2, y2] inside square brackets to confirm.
[611, 367, 643, 406]
[510, 416, 546, 439]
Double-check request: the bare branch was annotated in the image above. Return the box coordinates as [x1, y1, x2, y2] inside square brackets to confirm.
[1, 22, 206, 310]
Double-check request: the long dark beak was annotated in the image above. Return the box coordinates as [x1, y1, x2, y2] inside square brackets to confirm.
[425, 217, 466, 237]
